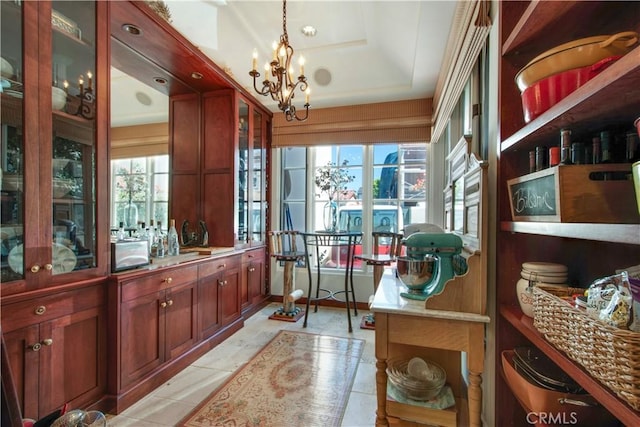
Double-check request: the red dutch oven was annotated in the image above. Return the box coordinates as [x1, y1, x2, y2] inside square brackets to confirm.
[521, 56, 621, 123]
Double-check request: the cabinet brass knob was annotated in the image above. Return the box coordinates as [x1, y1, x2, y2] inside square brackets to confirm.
[35, 306, 46, 315]
[248, 267, 255, 272]
[223, 280, 228, 286]
[30, 265, 40, 273]
[44, 264, 53, 271]
[30, 343, 42, 352]
[167, 299, 173, 306]
[160, 302, 168, 308]
[163, 277, 173, 284]
[42, 339, 53, 346]
[218, 263, 226, 269]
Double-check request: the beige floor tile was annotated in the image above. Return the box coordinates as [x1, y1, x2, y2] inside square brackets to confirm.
[107, 303, 378, 426]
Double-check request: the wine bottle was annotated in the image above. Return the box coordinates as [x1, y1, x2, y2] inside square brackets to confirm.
[167, 219, 180, 256]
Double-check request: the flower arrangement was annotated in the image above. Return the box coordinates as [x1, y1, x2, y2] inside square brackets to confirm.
[314, 160, 355, 200]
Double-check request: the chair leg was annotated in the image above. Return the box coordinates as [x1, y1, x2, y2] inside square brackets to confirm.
[349, 257, 358, 317]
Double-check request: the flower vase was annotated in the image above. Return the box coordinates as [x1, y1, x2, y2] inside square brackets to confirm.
[323, 199, 338, 232]
[124, 202, 139, 229]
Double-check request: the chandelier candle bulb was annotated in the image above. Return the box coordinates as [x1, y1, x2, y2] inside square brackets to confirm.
[87, 71, 92, 90]
[79, 75, 84, 93]
[252, 49, 258, 71]
[63, 80, 68, 94]
[305, 88, 310, 104]
[299, 55, 305, 75]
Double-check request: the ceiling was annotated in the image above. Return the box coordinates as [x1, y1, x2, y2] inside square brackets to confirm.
[110, 0, 458, 127]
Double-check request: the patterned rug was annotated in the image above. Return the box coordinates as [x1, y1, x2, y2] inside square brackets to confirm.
[178, 330, 364, 427]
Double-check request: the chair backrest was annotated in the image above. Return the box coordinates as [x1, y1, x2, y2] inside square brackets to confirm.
[267, 230, 300, 255]
[371, 231, 403, 257]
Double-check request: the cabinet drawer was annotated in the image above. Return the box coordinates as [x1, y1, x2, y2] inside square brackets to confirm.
[242, 248, 264, 263]
[1, 285, 105, 332]
[198, 255, 240, 278]
[121, 264, 198, 302]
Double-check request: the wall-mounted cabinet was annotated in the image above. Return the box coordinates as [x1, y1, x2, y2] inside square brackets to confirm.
[1, 0, 109, 294]
[496, 2, 640, 425]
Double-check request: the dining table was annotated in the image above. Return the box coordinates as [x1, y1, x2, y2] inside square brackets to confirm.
[300, 230, 363, 332]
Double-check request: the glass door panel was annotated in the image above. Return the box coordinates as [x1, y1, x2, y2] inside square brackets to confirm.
[237, 98, 249, 244]
[1, 0, 25, 282]
[251, 109, 264, 244]
[51, 0, 96, 274]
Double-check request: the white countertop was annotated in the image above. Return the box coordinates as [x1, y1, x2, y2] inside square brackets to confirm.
[371, 269, 490, 323]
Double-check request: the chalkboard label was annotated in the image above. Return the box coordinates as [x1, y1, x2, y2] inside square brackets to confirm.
[508, 168, 560, 221]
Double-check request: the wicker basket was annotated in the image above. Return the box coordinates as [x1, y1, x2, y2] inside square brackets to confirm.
[533, 286, 640, 410]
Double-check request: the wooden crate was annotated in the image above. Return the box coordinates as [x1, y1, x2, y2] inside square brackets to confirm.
[507, 164, 640, 223]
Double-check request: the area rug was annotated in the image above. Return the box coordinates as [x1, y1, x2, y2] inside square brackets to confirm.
[178, 330, 364, 427]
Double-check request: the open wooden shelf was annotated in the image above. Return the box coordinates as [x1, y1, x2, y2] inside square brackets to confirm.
[500, 222, 640, 245]
[500, 45, 640, 153]
[500, 304, 640, 426]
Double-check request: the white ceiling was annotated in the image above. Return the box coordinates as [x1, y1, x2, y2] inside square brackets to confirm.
[110, 0, 458, 127]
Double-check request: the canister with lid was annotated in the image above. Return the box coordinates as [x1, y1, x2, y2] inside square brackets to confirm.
[517, 262, 568, 317]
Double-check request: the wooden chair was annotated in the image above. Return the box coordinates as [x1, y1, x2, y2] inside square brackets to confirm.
[267, 230, 306, 320]
[353, 231, 404, 328]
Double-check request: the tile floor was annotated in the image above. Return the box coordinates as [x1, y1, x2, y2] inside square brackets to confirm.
[106, 303, 378, 426]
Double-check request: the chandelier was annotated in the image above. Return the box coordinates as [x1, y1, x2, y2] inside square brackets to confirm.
[249, 0, 310, 122]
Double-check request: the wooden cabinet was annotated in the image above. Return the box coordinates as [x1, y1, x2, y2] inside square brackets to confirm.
[118, 264, 197, 389]
[0, 0, 109, 294]
[1, 283, 107, 420]
[198, 254, 241, 339]
[241, 247, 267, 313]
[236, 96, 270, 249]
[496, 2, 640, 425]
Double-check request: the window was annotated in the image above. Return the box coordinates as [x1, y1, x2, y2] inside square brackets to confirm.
[110, 155, 169, 232]
[279, 143, 428, 269]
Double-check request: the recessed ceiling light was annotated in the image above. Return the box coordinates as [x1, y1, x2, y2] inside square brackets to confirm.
[122, 24, 142, 36]
[301, 25, 317, 37]
[153, 77, 167, 85]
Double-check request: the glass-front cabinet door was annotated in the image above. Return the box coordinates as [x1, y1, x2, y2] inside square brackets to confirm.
[50, 0, 97, 275]
[1, 0, 101, 290]
[237, 98, 249, 246]
[1, 0, 25, 283]
[236, 96, 267, 248]
[251, 108, 265, 245]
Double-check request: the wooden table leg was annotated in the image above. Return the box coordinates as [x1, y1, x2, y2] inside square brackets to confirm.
[282, 260, 295, 313]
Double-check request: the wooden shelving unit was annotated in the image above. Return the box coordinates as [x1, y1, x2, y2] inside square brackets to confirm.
[496, 1, 640, 425]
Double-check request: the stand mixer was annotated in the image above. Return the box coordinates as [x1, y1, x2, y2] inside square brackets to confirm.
[398, 232, 466, 301]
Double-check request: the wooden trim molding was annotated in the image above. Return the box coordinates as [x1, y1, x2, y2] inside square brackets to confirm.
[431, 0, 491, 144]
[272, 98, 432, 146]
[110, 122, 168, 158]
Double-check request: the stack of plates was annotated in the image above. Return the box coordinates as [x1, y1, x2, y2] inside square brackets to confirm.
[517, 262, 568, 317]
[386, 357, 446, 401]
[521, 261, 568, 284]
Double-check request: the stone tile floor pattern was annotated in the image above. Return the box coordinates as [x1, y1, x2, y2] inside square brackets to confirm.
[106, 303, 378, 426]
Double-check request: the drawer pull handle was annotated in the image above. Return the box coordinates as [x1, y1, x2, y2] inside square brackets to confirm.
[163, 277, 173, 284]
[44, 264, 53, 271]
[167, 299, 173, 306]
[30, 343, 42, 352]
[160, 302, 168, 308]
[35, 306, 46, 315]
[42, 339, 53, 346]
[30, 265, 40, 273]
[218, 263, 226, 269]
